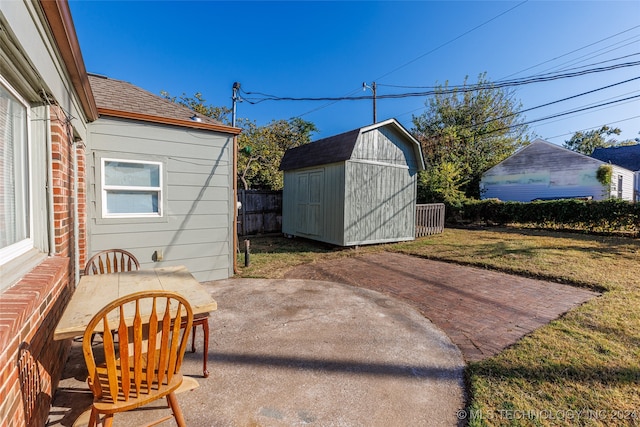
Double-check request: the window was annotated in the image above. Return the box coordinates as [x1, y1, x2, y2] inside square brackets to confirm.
[0, 77, 31, 265]
[617, 175, 623, 199]
[102, 159, 162, 218]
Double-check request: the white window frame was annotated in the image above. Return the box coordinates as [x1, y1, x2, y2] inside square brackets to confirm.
[101, 158, 163, 218]
[0, 75, 33, 266]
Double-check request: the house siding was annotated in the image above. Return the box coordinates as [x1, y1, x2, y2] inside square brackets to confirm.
[481, 140, 634, 201]
[87, 117, 234, 282]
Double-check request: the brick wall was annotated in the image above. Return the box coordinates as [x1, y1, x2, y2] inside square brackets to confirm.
[0, 106, 86, 426]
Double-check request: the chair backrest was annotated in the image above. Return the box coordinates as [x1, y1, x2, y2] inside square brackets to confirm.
[84, 249, 140, 275]
[82, 291, 193, 404]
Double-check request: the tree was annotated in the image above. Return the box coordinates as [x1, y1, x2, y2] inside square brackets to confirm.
[411, 73, 530, 200]
[237, 117, 317, 190]
[563, 125, 622, 155]
[161, 91, 232, 124]
[163, 92, 317, 190]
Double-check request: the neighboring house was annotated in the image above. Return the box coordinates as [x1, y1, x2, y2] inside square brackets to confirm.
[0, 2, 239, 426]
[279, 119, 425, 246]
[480, 139, 634, 202]
[591, 144, 640, 202]
[87, 74, 240, 282]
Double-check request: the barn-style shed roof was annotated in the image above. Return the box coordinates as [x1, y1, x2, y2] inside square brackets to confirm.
[279, 118, 424, 171]
[591, 144, 640, 172]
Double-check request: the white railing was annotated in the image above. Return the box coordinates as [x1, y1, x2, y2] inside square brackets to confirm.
[415, 203, 445, 237]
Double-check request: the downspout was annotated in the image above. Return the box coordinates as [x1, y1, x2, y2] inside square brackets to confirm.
[233, 134, 239, 274]
[73, 138, 80, 284]
[45, 105, 56, 255]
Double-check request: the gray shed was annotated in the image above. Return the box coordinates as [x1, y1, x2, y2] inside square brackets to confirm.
[279, 119, 425, 246]
[87, 74, 241, 281]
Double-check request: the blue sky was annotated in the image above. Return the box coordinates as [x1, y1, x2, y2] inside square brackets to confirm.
[69, 1, 640, 144]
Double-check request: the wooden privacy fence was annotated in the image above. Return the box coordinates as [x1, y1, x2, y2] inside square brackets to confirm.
[238, 190, 282, 236]
[415, 203, 445, 237]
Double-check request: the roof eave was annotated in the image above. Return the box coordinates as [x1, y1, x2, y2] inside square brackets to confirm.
[40, 0, 98, 121]
[97, 108, 242, 134]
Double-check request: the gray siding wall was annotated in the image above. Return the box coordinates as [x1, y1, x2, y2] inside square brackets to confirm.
[480, 140, 634, 202]
[282, 164, 345, 245]
[355, 127, 421, 172]
[611, 166, 635, 201]
[87, 117, 234, 282]
[344, 161, 416, 245]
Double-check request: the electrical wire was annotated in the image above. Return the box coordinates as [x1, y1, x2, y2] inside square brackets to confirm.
[373, 0, 529, 82]
[500, 24, 640, 79]
[478, 94, 640, 136]
[240, 61, 640, 102]
[544, 115, 640, 141]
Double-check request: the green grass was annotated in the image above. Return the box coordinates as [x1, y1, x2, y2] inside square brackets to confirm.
[236, 228, 640, 426]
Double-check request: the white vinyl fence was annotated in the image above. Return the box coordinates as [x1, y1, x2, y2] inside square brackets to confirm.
[415, 203, 445, 237]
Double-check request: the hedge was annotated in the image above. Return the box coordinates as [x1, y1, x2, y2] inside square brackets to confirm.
[445, 199, 640, 236]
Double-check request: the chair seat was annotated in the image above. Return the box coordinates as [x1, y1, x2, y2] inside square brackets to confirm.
[93, 370, 184, 413]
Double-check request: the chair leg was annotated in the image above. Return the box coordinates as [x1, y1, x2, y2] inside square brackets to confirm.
[191, 324, 197, 353]
[88, 407, 98, 427]
[167, 392, 187, 427]
[103, 414, 114, 427]
[202, 318, 209, 378]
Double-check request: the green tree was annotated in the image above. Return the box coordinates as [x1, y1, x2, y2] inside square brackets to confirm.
[237, 117, 317, 190]
[162, 91, 317, 190]
[411, 73, 530, 200]
[161, 91, 232, 124]
[563, 125, 622, 155]
[417, 161, 468, 204]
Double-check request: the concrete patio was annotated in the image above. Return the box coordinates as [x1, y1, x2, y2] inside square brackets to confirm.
[47, 278, 466, 426]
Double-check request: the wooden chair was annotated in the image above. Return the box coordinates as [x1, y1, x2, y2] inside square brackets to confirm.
[84, 249, 140, 276]
[82, 291, 193, 427]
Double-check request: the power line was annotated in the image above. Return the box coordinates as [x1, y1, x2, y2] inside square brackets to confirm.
[373, 1, 529, 82]
[544, 115, 640, 141]
[500, 24, 640, 79]
[240, 61, 640, 102]
[292, 0, 529, 119]
[480, 94, 640, 136]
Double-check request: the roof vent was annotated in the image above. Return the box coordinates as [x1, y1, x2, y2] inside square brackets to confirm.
[190, 114, 203, 122]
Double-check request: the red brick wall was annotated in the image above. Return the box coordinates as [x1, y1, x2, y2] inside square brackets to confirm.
[0, 105, 86, 426]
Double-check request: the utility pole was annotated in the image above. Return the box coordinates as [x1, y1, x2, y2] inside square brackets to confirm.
[232, 82, 240, 127]
[363, 81, 377, 124]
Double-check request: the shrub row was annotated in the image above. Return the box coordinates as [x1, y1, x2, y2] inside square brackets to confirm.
[446, 199, 640, 235]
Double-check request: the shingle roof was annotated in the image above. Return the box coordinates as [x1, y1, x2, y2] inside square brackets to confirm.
[279, 128, 361, 171]
[591, 144, 640, 171]
[88, 73, 224, 126]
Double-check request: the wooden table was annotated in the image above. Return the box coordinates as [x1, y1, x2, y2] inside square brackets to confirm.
[54, 265, 217, 341]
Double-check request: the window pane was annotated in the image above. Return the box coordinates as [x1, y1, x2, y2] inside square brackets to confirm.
[0, 83, 29, 249]
[106, 191, 159, 214]
[105, 161, 159, 187]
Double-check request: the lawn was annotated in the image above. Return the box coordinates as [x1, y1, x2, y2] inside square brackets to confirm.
[236, 228, 640, 426]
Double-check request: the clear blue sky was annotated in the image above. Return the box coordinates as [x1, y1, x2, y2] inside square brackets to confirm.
[69, 1, 640, 144]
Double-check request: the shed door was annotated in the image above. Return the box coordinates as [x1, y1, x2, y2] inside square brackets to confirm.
[296, 170, 323, 236]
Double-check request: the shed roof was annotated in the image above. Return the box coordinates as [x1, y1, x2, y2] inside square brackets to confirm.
[591, 144, 640, 171]
[88, 74, 240, 134]
[279, 119, 424, 171]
